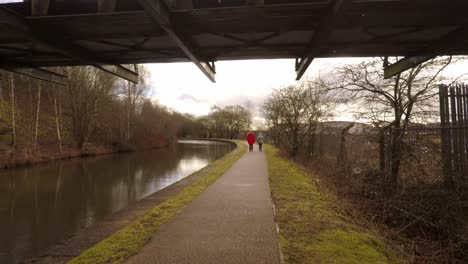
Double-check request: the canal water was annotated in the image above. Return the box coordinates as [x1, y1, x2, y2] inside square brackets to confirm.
[0, 140, 234, 264]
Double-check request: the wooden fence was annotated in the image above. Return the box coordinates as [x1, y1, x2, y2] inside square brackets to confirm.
[439, 84, 468, 190]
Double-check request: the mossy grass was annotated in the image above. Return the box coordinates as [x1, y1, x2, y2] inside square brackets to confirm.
[264, 144, 405, 264]
[69, 140, 246, 264]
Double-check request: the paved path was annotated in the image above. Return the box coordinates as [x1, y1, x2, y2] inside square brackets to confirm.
[127, 148, 281, 264]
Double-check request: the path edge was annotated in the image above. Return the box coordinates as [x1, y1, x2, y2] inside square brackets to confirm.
[67, 140, 246, 264]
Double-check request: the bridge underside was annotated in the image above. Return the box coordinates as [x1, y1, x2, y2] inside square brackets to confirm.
[1, 0, 468, 82]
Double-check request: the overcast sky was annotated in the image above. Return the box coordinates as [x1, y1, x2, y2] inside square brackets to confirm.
[145, 57, 468, 122]
[145, 58, 363, 120]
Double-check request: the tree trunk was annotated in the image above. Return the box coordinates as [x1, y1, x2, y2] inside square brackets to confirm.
[34, 81, 42, 152]
[9, 73, 16, 150]
[379, 129, 386, 173]
[0, 72, 4, 101]
[52, 87, 62, 153]
[126, 99, 131, 142]
[389, 127, 404, 197]
[58, 88, 63, 133]
[338, 123, 354, 166]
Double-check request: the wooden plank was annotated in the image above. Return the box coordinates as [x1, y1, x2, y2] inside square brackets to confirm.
[446, 86, 454, 178]
[456, 86, 466, 177]
[450, 86, 461, 180]
[462, 84, 468, 178]
[439, 84, 452, 186]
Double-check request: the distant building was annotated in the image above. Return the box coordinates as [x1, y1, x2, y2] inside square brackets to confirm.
[318, 121, 373, 134]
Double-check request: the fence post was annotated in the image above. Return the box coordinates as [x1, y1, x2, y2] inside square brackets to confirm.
[379, 129, 386, 174]
[337, 123, 354, 167]
[439, 84, 454, 189]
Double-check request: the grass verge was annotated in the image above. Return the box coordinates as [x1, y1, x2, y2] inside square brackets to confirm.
[69, 140, 246, 264]
[264, 144, 404, 264]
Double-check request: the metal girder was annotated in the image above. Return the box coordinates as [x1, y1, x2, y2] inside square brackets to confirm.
[0, 6, 139, 84]
[383, 27, 468, 79]
[383, 56, 434, 79]
[44, 40, 139, 83]
[3, 67, 68, 85]
[137, 0, 216, 82]
[295, 0, 346, 80]
[99, 65, 139, 83]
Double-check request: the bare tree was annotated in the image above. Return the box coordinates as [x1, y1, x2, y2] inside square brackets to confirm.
[329, 57, 453, 196]
[208, 105, 251, 139]
[66, 66, 117, 149]
[120, 66, 149, 143]
[263, 80, 332, 157]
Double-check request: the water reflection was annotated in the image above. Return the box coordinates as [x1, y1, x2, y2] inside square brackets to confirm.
[0, 140, 233, 264]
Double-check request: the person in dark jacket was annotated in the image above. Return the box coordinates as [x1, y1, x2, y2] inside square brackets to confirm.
[257, 132, 264, 152]
[247, 132, 255, 152]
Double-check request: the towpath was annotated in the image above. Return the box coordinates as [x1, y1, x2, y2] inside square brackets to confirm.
[127, 147, 281, 264]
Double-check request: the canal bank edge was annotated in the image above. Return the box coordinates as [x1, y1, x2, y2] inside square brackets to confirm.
[32, 139, 246, 264]
[264, 144, 405, 264]
[65, 140, 246, 264]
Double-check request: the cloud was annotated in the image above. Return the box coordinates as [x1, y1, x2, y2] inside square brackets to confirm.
[146, 59, 296, 117]
[177, 94, 203, 103]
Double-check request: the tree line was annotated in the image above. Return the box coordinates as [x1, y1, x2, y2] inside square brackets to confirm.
[0, 66, 181, 165]
[175, 104, 253, 139]
[0, 66, 255, 167]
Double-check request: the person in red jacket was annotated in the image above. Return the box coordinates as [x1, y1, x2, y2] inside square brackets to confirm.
[247, 131, 255, 152]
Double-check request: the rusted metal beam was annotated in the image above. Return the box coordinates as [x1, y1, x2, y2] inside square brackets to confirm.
[384, 56, 434, 79]
[295, 0, 346, 80]
[137, 0, 216, 82]
[2, 67, 68, 85]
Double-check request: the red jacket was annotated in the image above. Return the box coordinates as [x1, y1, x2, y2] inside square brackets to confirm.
[247, 132, 255, 144]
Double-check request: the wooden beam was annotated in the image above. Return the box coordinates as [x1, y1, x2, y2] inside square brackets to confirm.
[295, 0, 346, 80]
[3, 67, 68, 85]
[0, 6, 139, 84]
[137, 0, 216, 82]
[384, 56, 434, 79]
